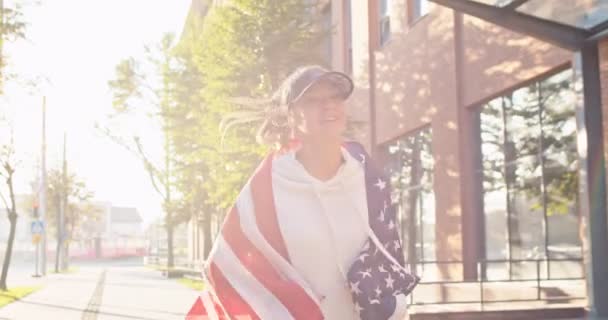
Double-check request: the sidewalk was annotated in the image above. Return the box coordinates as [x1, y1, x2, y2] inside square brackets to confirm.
[0, 267, 100, 320]
[96, 266, 200, 320]
[0, 263, 201, 320]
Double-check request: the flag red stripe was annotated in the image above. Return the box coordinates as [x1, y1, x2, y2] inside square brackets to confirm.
[209, 262, 260, 320]
[250, 155, 291, 261]
[222, 207, 323, 320]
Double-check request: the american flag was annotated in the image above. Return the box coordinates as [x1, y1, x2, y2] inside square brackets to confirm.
[345, 142, 419, 320]
[186, 142, 418, 320]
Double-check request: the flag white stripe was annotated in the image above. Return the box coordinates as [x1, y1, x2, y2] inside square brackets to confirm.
[200, 290, 220, 320]
[213, 235, 294, 320]
[236, 183, 323, 304]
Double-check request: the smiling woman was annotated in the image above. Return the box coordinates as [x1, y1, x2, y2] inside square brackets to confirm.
[191, 66, 418, 320]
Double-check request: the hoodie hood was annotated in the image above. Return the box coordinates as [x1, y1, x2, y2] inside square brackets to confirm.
[272, 147, 364, 192]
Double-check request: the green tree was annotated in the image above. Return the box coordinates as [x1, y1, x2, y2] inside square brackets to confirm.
[44, 168, 97, 271]
[103, 33, 188, 268]
[190, 0, 330, 211]
[0, 0, 26, 93]
[0, 126, 18, 291]
[169, 21, 218, 257]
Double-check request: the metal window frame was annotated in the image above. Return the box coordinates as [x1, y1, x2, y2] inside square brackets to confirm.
[428, 0, 593, 51]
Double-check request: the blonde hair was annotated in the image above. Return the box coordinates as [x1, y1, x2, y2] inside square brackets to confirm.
[220, 95, 292, 149]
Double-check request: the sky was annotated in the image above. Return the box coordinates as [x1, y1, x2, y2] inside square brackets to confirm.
[1, 0, 192, 227]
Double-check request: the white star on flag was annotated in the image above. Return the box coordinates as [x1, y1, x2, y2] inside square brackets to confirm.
[385, 273, 395, 289]
[375, 178, 386, 190]
[375, 286, 382, 297]
[358, 269, 372, 279]
[378, 264, 387, 273]
[388, 220, 395, 230]
[369, 297, 380, 305]
[354, 302, 364, 314]
[350, 281, 362, 295]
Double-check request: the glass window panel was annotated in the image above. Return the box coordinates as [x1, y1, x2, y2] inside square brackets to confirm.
[379, 0, 391, 46]
[540, 69, 582, 260]
[517, 0, 608, 30]
[467, 0, 516, 7]
[505, 82, 543, 263]
[479, 68, 581, 280]
[385, 127, 435, 271]
[469, 0, 608, 30]
[380, 0, 390, 16]
[412, 0, 431, 21]
[480, 98, 509, 261]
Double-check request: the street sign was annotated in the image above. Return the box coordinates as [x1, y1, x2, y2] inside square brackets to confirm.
[31, 220, 44, 235]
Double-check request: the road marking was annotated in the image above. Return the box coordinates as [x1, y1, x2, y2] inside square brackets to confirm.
[82, 269, 107, 320]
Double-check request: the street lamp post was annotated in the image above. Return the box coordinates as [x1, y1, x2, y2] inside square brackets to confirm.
[40, 97, 47, 275]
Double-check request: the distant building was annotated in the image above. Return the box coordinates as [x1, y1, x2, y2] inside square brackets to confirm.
[101, 205, 145, 258]
[65, 203, 145, 259]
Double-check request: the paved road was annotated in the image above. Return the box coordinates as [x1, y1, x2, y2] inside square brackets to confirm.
[0, 258, 200, 320]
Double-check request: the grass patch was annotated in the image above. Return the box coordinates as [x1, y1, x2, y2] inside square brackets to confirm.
[177, 277, 205, 291]
[0, 286, 40, 308]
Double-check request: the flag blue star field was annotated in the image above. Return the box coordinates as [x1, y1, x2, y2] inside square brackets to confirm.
[345, 142, 420, 320]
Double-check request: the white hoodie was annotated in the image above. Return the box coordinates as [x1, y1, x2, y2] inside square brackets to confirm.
[272, 147, 369, 320]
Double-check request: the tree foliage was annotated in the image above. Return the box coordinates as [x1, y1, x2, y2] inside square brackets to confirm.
[44, 168, 98, 242]
[188, 0, 330, 210]
[106, 0, 331, 260]
[1, 1, 27, 93]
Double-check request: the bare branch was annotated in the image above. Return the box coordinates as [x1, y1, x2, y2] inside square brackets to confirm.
[0, 191, 9, 211]
[139, 81, 162, 104]
[133, 137, 165, 197]
[94, 123, 139, 155]
[96, 123, 167, 198]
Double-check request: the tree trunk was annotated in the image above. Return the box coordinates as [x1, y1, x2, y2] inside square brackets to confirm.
[501, 97, 522, 262]
[166, 224, 174, 268]
[1, 172, 18, 291]
[0, 211, 17, 291]
[64, 242, 70, 270]
[203, 211, 212, 259]
[407, 136, 422, 273]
